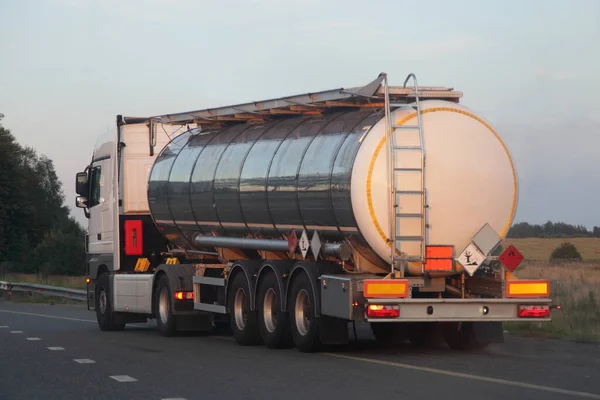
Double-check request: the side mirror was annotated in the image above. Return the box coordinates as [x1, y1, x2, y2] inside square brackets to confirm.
[76, 172, 89, 196]
[76, 196, 88, 208]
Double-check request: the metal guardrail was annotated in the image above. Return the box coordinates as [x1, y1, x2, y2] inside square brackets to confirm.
[0, 280, 86, 301]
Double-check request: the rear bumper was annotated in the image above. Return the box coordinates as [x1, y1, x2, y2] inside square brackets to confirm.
[365, 298, 552, 323]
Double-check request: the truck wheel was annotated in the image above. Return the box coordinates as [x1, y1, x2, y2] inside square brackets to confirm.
[406, 322, 436, 347]
[228, 272, 260, 345]
[288, 272, 321, 353]
[370, 322, 407, 345]
[257, 272, 292, 349]
[440, 322, 489, 351]
[95, 273, 125, 331]
[154, 275, 177, 337]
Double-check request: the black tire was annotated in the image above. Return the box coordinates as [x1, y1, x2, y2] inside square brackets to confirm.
[228, 272, 260, 346]
[440, 322, 489, 351]
[370, 322, 407, 345]
[257, 272, 293, 349]
[95, 273, 125, 331]
[288, 272, 321, 353]
[154, 274, 177, 337]
[406, 322, 436, 347]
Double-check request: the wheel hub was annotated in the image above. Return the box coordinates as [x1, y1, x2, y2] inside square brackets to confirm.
[158, 287, 169, 324]
[263, 288, 278, 333]
[234, 287, 247, 331]
[294, 289, 310, 336]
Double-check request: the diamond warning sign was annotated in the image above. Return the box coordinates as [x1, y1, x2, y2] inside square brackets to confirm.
[457, 243, 486, 276]
[499, 244, 524, 272]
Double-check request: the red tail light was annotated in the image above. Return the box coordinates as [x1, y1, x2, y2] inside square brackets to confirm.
[367, 304, 399, 318]
[174, 291, 194, 300]
[518, 305, 550, 318]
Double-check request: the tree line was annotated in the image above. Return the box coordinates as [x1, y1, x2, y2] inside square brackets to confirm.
[0, 113, 86, 277]
[507, 221, 600, 238]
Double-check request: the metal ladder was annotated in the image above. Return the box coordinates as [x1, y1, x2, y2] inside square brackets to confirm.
[383, 73, 427, 276]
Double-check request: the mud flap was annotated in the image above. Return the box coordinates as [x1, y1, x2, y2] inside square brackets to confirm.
[319, 315, 350, 345]
[473, 321, 504, 344]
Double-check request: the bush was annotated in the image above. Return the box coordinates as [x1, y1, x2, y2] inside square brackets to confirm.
[550, 242, 582, 262]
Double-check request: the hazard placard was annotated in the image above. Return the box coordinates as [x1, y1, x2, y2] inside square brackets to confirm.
[499, 244, 524, 272]
[457, 243, 486, 276]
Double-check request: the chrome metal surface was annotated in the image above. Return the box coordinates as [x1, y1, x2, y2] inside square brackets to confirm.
[99, 289, 107, 313]
[263, 288, 277, 333]
[148, 108, 387, 267]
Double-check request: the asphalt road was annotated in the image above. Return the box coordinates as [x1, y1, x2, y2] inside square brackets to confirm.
[1, 301, 599, 400]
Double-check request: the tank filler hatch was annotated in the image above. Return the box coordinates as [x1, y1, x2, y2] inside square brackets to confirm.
[150, 73, 462, 128]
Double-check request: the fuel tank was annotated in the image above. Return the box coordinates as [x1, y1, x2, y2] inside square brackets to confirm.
[147, 99, 518, 273]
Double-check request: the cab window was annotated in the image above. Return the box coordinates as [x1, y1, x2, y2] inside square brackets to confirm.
[89, 166, 102, 208]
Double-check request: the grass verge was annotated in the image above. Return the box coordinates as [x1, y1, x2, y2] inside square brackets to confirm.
[505, 260, 600, 343]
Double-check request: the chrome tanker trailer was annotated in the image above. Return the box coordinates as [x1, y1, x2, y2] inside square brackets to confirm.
[75, 72, 554, 352]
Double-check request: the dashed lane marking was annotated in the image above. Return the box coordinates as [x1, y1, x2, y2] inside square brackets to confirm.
[10, 330, 23, 334]
[110, 375, 138, 383]
[0, 309, 95, 323]
[74, 359, 96, 364]
[26, 337, 41, 341]
[324, 353, 600, 399]
[0, 325, 8, 328]
[47, 347, 65, 351]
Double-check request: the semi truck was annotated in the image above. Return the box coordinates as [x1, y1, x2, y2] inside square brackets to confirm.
[74, 72, 554, 352]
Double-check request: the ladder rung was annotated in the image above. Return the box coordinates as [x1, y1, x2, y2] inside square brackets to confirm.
[393, 125, 420, 130]
[396, 213, 423, 218]
[395, 236, 423, 241]
[396, 190, 423, 195]
[393, 146, 422, 150]
[393, 257, 422, 263]
[389, 103, 417, 108]
[395, 167, 422, 171]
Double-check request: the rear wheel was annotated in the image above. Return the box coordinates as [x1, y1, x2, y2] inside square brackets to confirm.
[370, 322, 407, 345]
[95, 273, 125, 331]
[257, 272, 293, 349]
[154, 275, 177, 337]
[288, 272, 321, 353]
[406, 322, 436, 347]
[440, 322, 490, 350]
[228, 272, 260, 345]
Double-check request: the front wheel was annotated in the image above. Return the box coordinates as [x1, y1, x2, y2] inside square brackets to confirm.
[95, 273, 125, 331]
[154, 275, 177, 337]
[288, 272, 321, 353]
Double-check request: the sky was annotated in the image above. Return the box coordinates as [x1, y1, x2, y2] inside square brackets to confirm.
[0, 0, 598, 229]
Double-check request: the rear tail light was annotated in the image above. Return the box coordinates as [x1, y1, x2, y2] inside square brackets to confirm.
[367, 304, 399, 318]
[174, 291, 194, 300]
[518, 305, 550, 318]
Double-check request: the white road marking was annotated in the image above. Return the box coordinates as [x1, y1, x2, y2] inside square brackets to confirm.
[10, 330, 23, 334]
[47, 347, 65, 351]
[26, 337, 41, 341]
[74, 359, 96, 364]
[0, 309, 95, 323]
[0, 325, 8, 328]
[110, 375, 138, 383]
[324, 353, 600, 399]
[161, 398, 187, 400]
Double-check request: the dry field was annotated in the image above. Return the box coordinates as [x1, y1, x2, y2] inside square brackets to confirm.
[503, 237, 600, 261]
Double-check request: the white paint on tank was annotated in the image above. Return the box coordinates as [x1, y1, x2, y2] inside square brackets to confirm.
[350, 100, 518, 268]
